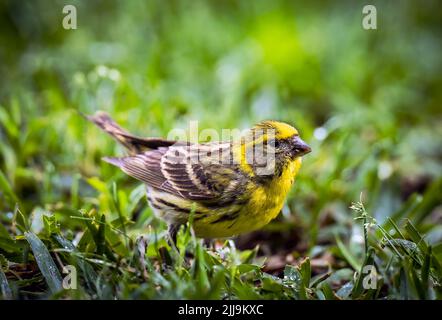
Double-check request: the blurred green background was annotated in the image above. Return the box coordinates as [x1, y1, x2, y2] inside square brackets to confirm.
[0, 0, 441, 299]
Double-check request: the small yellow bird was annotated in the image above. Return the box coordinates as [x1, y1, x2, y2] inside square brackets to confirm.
[87, 112, 311, 239]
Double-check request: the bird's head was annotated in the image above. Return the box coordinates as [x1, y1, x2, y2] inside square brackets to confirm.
[252, 120, 311, 159]
[234, 120, 311, 177]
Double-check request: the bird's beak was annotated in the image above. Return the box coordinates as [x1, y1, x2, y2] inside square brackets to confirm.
[292, 136, 311, 157]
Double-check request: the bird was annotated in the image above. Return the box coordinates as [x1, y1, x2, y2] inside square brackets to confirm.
[87, 111, 311, 239]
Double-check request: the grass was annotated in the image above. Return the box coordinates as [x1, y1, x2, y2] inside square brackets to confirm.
[0, 179, 441, 299]
[0, 0, 441, 300]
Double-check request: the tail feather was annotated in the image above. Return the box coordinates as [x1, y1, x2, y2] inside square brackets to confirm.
[86, 111, 177, 153]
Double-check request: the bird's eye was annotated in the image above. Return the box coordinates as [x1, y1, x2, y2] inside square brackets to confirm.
[273, 140, 280, 148]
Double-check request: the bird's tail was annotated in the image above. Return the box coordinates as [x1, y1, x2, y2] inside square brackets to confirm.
[85, 111, 176, 153]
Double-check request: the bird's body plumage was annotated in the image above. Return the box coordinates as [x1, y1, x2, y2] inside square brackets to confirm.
[87, 112, 310, 238]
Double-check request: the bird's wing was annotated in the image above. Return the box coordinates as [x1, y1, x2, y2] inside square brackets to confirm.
[104, 143, 242, 201]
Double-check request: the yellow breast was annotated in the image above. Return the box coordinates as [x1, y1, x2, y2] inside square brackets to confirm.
[248, 157, 302, 223]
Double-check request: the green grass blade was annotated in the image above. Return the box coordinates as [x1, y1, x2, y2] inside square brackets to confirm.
[0, 255, 13, 300]
[194, 240, 210, 292]
[319, 281, 337, 300]
[404, 219, 428, 253]
[0, 268, 12, 300]
[24, 232, 63, 294]
[351, 247, 375, 299]
[299, 257, 311, 289]
[0, 170, 19, 206]
[96, 214, 106, 255]
[409, 178, 442, 224]
[421, 246, 431, 299]
[335, 235, 361, 271]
